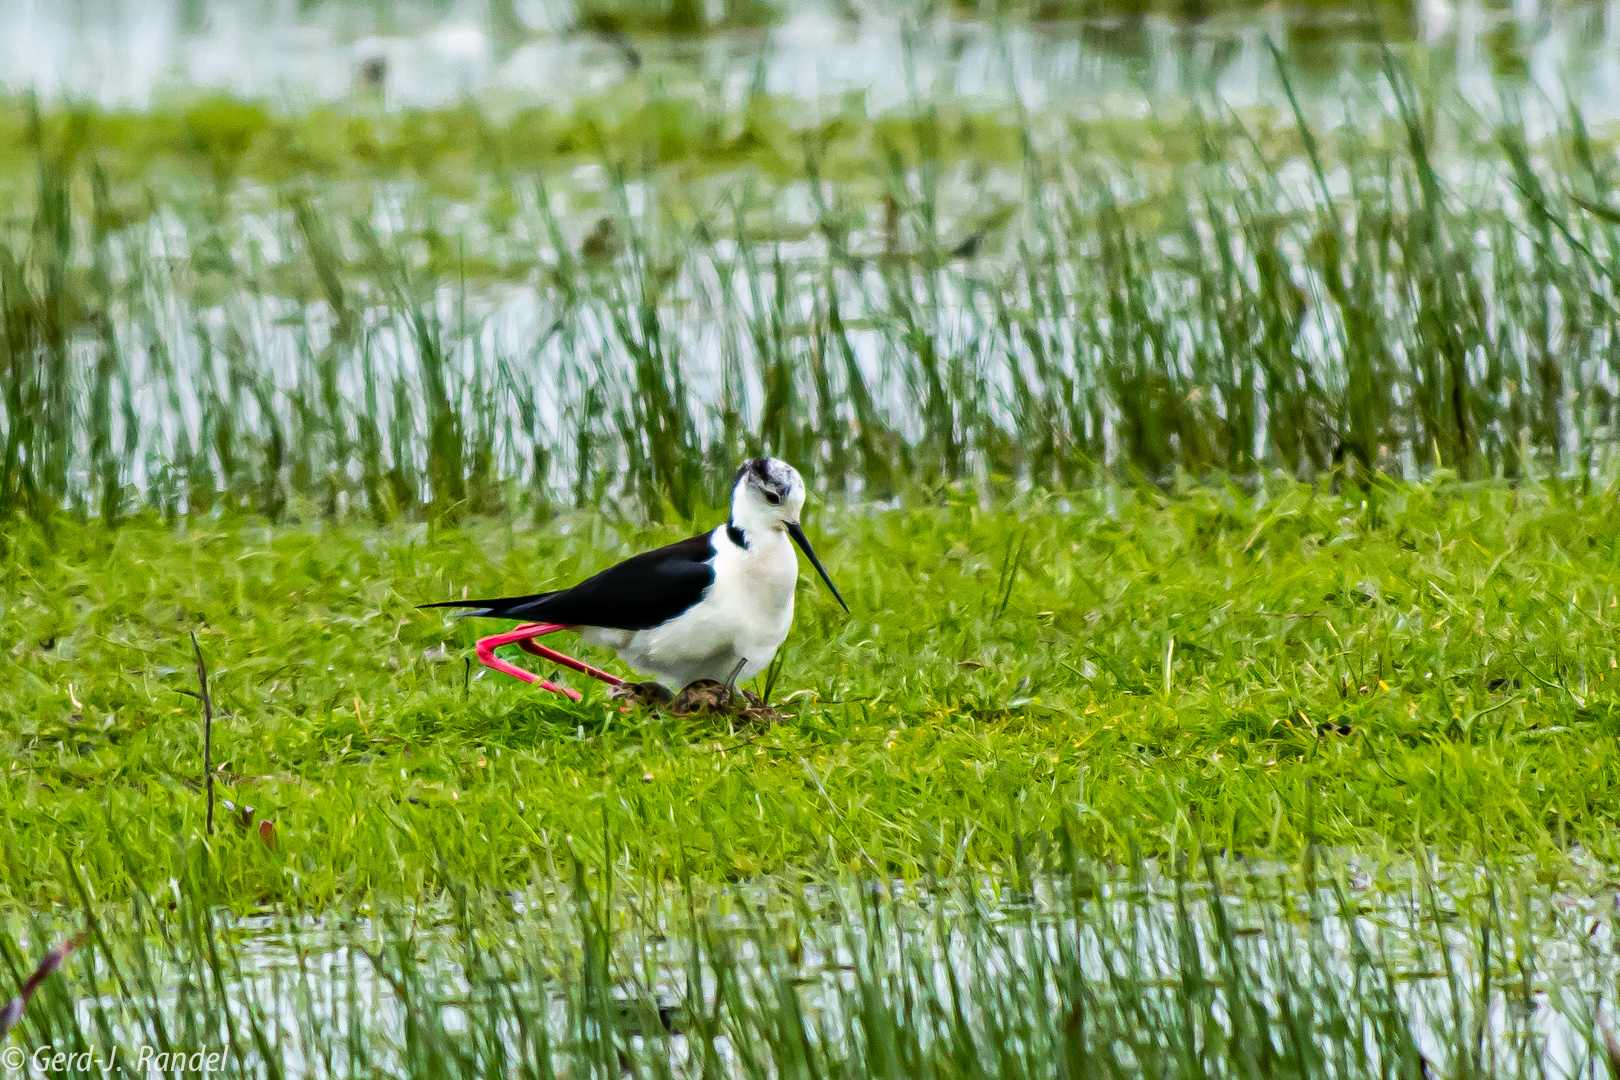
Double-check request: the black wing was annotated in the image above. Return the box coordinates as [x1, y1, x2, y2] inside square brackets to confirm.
[419, 530, 718, 631]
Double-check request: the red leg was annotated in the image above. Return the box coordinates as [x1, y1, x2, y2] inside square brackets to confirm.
[472, 623, 625, 700]
[515, 625, 624, 686]
[474, 624, 580, 699]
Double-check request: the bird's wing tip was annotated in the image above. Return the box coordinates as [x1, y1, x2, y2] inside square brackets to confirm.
[417, 601, 484, 616]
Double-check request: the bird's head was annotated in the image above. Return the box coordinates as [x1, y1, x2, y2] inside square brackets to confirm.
[730, 457, 848, 612]
[731, 457, 805, 531]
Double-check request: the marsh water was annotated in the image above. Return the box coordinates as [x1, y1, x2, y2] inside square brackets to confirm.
[3, 0, 1620, 516]
[6, 0, 1620, 122]
[23, 858, 1620, 1078]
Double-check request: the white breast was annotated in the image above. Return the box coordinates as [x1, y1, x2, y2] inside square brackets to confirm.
[591, 526, 798, 687]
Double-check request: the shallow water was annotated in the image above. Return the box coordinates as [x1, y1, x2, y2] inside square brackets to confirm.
[3, 1, 1619, 522]
[4, 0, 1619, 129]
[23, 859, 1620, 1078]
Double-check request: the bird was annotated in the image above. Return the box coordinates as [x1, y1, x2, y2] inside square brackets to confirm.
[420, 458, 847, 706]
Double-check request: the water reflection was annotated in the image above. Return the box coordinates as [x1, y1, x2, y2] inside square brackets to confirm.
[28, 860, 1620, 1079]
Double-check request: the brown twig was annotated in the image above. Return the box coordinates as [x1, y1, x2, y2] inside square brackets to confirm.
[191, 632, 215, 837]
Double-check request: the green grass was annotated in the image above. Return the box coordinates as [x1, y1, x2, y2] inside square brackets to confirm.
[0, 90, 1027, 196]
[575, 0, 781, 36]
[4, 477, 1619, 908]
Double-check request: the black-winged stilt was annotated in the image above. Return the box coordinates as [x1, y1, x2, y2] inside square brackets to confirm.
[421, 458, 847, 706]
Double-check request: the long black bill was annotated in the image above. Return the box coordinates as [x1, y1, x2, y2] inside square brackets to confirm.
[786, 521, 849, 613]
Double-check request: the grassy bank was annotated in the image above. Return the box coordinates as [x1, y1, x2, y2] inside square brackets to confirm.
[3, 478, 1618, 907]
[0, 90, 1030, 196]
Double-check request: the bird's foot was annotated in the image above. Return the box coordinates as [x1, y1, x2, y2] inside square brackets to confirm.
[608, 681, 675, 709]
[737, 689, 781, 725]
[669, 680, 736, 717]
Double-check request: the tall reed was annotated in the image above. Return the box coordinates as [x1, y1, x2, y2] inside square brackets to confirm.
[2, 835, 1603, 1080]
[1, 60, 1616, 524]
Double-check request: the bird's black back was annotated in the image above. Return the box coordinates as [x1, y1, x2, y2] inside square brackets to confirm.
[419, 529, 718, 631]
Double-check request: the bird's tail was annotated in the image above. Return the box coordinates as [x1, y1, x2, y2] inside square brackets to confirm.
[417, 591, 561, 620]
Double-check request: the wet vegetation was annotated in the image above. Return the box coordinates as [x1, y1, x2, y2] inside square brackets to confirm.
[2, 61, 1618, 525]
[574, 0, 781, 36]
[6, 838, 1615, 1079]
[5, 0, 1620, 1072]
